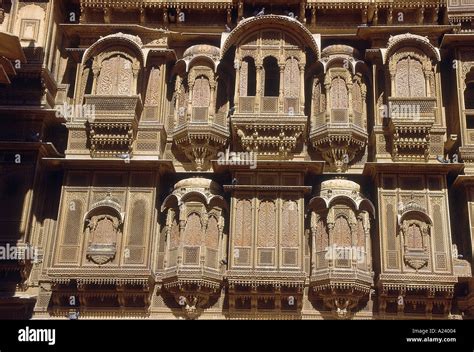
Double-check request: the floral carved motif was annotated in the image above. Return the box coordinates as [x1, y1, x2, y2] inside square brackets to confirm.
[281, 200, 298, 247]
[184, 213, 203, 246]
[96, 55, 134, 95]
[234, 199, 252, 247]
[257, 200, 276, 247]
[85, 211, 121, 265]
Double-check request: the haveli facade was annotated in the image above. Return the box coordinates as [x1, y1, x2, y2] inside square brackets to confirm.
[1, 0, 474, 320]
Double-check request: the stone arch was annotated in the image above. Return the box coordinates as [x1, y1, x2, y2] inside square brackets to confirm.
[384, 33, 440, 64]
[221, 15, 320, 59]
[82, 33, 144, 65]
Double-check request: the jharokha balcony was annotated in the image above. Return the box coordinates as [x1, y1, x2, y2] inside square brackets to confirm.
[308, 45, 369, 172]
[84, 95, 142, 158]
[229, 28, 309, 159]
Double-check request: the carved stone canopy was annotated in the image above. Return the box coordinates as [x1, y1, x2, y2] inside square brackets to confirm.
[161, 177, 226, 211]
[180, 44, 221, 72]
[309, 178, 375, 217]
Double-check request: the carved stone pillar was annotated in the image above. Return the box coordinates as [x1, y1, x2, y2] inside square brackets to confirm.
[255, 63, 262, 112]
[324, 77, 331, 122]
[104, 7, 111, 24]
[424, 70, 433, 97]
[299, 1, 305, 23]
[91, 60, 100, 95]
[373, 10, 378, 25]
[311, 8, 316, 27]
[227, 7, 232, 25]
[389, 71, 395, 97]
[279, 64, 285, 113]
[209, 81, 216, 121]
[347, 79, 353, 123]
[387, 8, 393, 25]
[178, 205, 187, 266]
[361, 7, 368, 25]
[234, 59, 240, 112]
[299, 63, 305, 112]
[310, 213, 318, 272]
[361, 83, 367, 128]
[417, 7, 425, 25]
[238, 1, 243, 22]
[187, 81, 194, 121]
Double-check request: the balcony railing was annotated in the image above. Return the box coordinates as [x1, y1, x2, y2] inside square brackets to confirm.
[239, 96, 255, 113]
[84, 95, 142, 121]
[388, 97, 436, 121]
[331, 108, 348, 123]
[192, 107, 208, 122]
[238, 96, 301, 114]
[261, 97, 278, 113]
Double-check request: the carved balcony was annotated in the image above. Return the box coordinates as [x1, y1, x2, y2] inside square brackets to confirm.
[231, 99, 307, 158]
[84, 94, 142, 157]
[160, 178, 227, 318]
[387, 97, 436, 162]
[309, 45, 369, 171]
[310, 109, 367, 172]
[171, 113, 229, 171]
[308, 179, 375, 318]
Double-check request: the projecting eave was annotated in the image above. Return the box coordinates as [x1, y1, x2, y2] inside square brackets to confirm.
[211, 159, 325, 175]
[41, 157, 175, 173]
[357, 25, 455, 41]
[440, 33, 474, 48]
[453, 174, 474, 188]
[363, 162, 464, 178]
[0, 141, 63, 159]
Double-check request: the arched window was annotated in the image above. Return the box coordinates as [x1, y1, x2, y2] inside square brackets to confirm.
[263, 56, 280, 97]
[240, 57, 256, 96]
[464, 73, 474, 129]
[395, 56, 426, 97]
[465, 81, 474, 109]
[331, 77, 348, 109]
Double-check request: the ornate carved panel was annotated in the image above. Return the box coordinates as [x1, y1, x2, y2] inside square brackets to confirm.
[234, 198, 252, 247]
[205, 216, 219, 250]
[332, 216, 352, 247]
[96, 55, 133, 95]
[257, 200, 276, 247]
[192, 76, 210, 108]
[144, 66, 161, 106]
[352, 81, 362, 115]
[184, 213, 203, 246]
[331, 76, 348, 109]
[395, 56, 426, 98]
[284, 57, 299, 98]
[281, 200, 298, 247]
